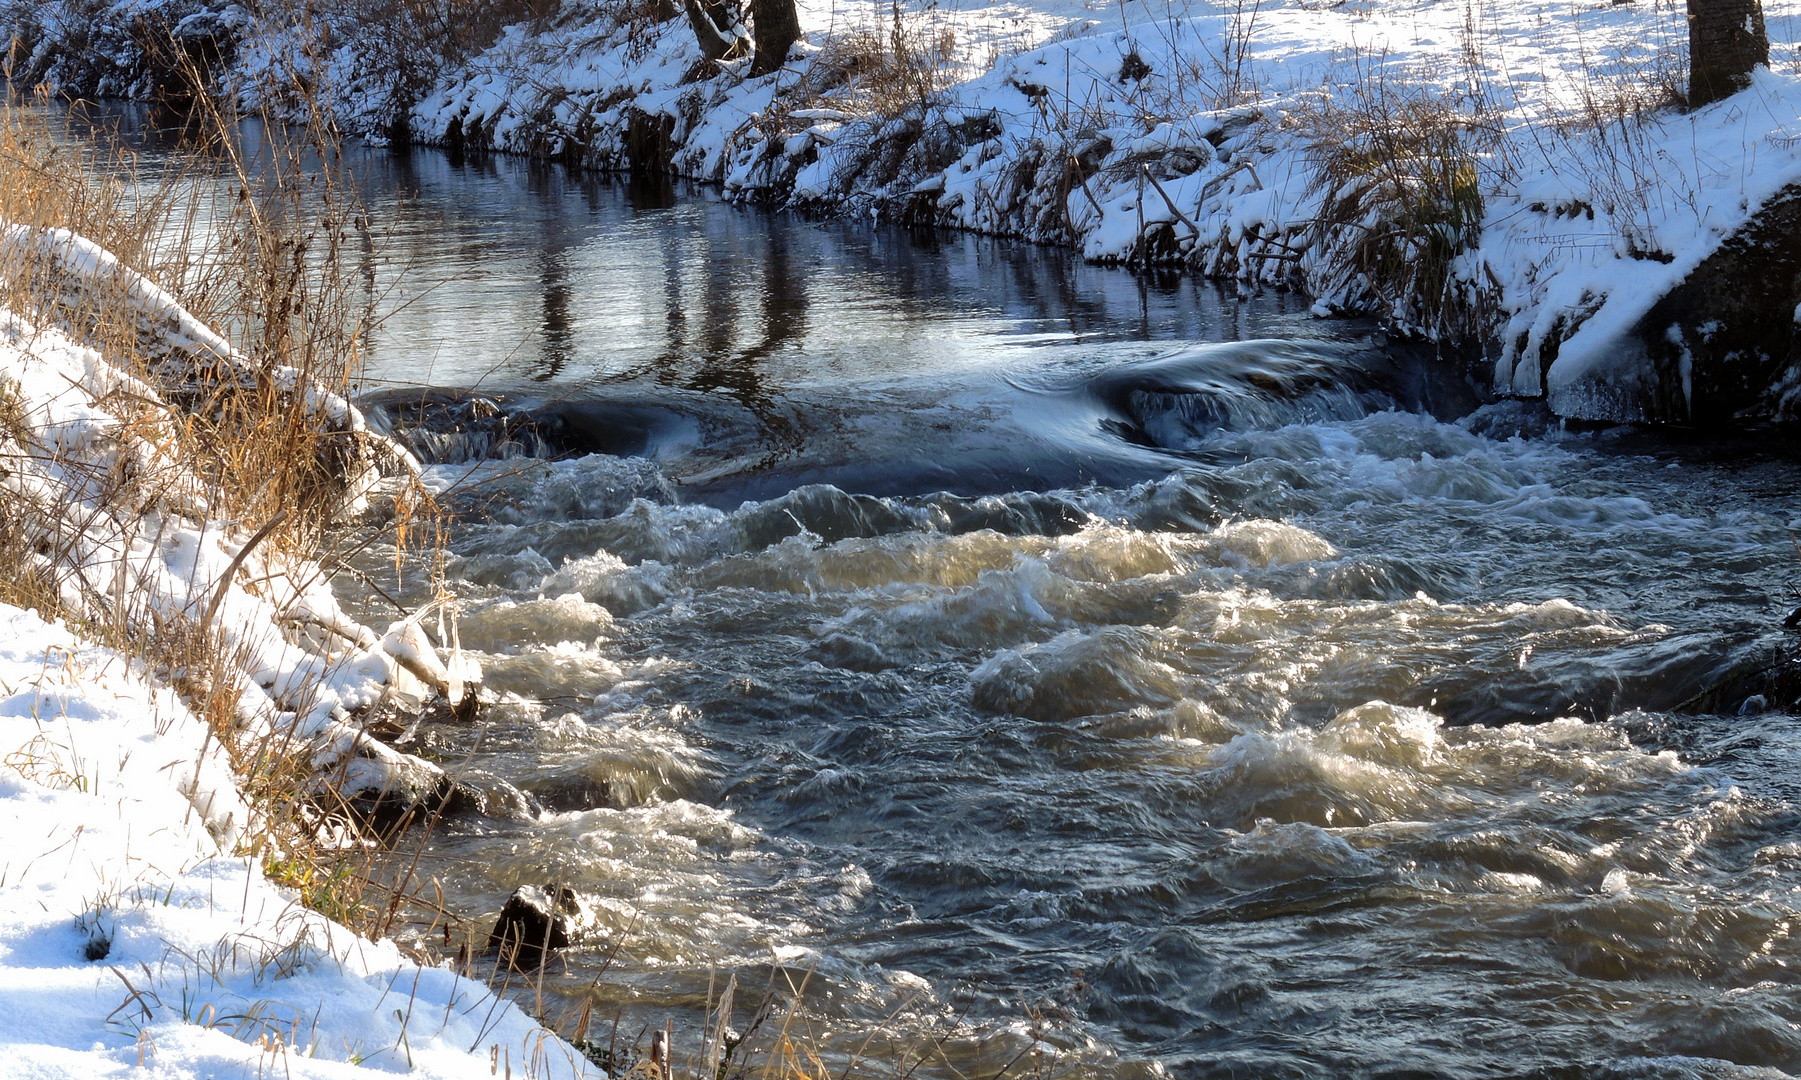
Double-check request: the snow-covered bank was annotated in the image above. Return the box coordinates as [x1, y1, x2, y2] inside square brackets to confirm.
[0, 226, 477, 802]
[306, 0, 1801, 422]
[0, 604, 592, 1079]
[0, 224, 596, 1077]
[14, 0, 1801, 418]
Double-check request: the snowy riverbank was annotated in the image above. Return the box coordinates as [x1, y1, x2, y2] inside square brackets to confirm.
[321, 0, 1801, 421]
[0, 604, 592, 1079]
[0, 227, 598, 1078]
[13, 0, 1801, 420]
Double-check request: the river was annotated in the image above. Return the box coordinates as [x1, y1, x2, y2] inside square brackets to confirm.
[86, 106, 1801, 1079]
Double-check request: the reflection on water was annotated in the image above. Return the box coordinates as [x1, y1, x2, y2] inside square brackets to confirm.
[324, 140, 1380, 501]
[536, 247, 574, 382]
[70, 101, 1343, 491]
[69, 103, 1801, 1080]
[349, 141, 1318, 393]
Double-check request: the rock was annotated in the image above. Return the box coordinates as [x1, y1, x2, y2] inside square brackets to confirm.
[1550, 182, 1801, 423]
[326, 750, 541, 832]
[442, 769, 539, 821]
[1673, 645, 1801, 715]
[378, 619, 482, 716]
[487, 885, 590, 968]
[311, 724, 456, 834]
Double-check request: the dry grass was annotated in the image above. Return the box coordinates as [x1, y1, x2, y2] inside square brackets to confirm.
[550, 960, 1077, 1080]
[0, 89, 404, 554]
[0, 73, 458, 943]
[755, 11, 962, 200]
[1298, 91, 1490, 330]
[803, 10, 960, 120]
[1280, 45, 1510, 336]
[1280, 22, 1686, 336]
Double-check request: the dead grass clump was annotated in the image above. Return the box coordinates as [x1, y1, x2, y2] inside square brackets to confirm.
[761, 12, 958, 198]
[1528, 62, 1692, 265]
[0, 375, 61, 616]
[0, 86, 406, 554]
[174, 97, 395, 548]
[1292, 74, 1503, 336]
[806, 11, 958, 120]
[551, 961, 1082, 1080]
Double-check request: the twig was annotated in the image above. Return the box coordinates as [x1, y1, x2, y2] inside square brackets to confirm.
[197, 508, 289, 644]
[1141, 165, 1202, 239]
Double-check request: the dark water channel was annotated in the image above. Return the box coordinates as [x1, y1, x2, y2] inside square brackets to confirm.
[84, 108, 1801, 1079]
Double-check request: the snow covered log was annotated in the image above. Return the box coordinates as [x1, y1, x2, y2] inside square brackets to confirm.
[0, 223, 421, 518]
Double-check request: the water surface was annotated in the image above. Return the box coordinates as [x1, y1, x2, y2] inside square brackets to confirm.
[87, 108, 1801, 1080]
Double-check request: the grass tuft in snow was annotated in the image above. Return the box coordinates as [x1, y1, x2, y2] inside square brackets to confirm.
[1292, 62, 1502, 338]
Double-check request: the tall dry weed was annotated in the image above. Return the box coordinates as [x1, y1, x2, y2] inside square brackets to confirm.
[804, 5, 959, 119]
[0, 68, 456, 945]
[1289, 46, 1509, 336]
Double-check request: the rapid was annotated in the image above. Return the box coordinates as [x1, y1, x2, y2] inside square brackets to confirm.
[104, 109, 1801, 1079]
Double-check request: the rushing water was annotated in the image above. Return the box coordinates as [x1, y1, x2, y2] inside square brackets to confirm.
[80, 108, 1801, 1079]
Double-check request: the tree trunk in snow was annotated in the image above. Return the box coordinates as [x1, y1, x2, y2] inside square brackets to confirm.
[748, 0, 801, 76]
[684, 0, 743, 62]
[1687, 0, 1768, 107]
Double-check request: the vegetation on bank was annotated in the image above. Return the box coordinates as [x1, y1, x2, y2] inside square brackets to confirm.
[11, 0, 1801, 422]
[0, 80, 508, 1004]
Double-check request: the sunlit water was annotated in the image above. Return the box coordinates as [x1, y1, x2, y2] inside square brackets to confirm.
[83, 106, 1801, 1079]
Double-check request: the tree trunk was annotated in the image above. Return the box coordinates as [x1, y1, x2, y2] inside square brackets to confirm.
[1688, 0, 1768, 107]
[747, 0, 800, 76]
[683, 0, 744, 63]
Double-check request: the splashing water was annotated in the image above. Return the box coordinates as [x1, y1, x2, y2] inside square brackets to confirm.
[353, 384, 1801, 1080]
[64, 97, 1801, 1080]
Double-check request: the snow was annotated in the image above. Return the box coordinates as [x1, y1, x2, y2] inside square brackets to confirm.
[16, 0, 1801, 418]
[226, 0, 1801, 419]
[0, 288, 402, 748]
[0, 604, 595, 1080]
[0, 224, 594, 1078]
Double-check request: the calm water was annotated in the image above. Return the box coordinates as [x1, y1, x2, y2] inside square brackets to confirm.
[87, 108, 1801, 1079]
